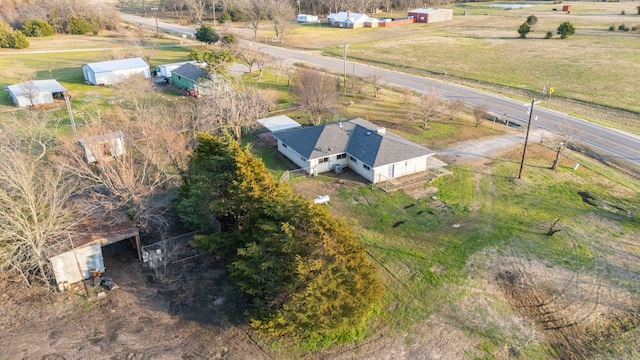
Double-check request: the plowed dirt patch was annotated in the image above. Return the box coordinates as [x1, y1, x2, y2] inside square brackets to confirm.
[494, 259, 640, 359]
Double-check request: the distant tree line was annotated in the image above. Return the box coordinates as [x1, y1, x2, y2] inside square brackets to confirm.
[0, 0, 120, 41]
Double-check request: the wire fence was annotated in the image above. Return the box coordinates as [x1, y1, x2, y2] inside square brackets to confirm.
[279, 168, 310, 182]
[142, 232, 200, 281]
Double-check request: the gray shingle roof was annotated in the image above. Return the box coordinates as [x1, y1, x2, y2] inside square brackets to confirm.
[171, 63, 208, 81]
[273, 118, 435, 167]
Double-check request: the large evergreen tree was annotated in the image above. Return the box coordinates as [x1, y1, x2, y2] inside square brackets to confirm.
[177, 134, 383, 340]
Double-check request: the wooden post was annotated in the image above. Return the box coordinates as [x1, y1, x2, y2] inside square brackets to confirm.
[69, 235, 90, 298]
[134, 233, 142, 260]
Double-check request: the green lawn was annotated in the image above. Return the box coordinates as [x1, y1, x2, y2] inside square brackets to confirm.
[0, 32, 196, 111]
[256, 131, 640, 357]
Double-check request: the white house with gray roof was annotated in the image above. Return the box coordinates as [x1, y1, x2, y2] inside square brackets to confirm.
[272, 118, 436, 184]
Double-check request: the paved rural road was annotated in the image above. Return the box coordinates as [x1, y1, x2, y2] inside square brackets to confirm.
[122, 13, 640, 169]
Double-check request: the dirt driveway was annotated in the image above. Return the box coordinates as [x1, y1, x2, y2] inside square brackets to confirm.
[437, 128, 546, 165]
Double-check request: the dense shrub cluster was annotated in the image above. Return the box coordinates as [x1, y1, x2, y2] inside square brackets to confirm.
[0, 20, 29, 48]
[21, 19, 53, 37]
[195, 24, 219, 44]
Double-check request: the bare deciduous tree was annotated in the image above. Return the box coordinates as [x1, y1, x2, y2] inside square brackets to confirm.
[197, 79, 275, 140]
[273, 59, 296, 86]
[266, 0, 296, 43]
[0, 141, 79, 288]
[1, 109, 59, 161]
[366, 72, 383, 98]
[447, 98, 465, 122]
[343, 0, 378, 14]
[236, 0, 266, 38]
[546, 131, 572, 170]
[410, 92, 440, 129]
[292, 69, 338, 125]
[473, 105, 488, 127]
[234, 42, 266, 74]
[110, 74, 157, 119]
[56, 109, 189, 236]
[402, 88, 413, 105]
[185, 0, 208, 24]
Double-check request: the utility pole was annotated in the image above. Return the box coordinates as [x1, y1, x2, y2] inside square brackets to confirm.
[342, 43, 350, 95]
[517, 99, 539, 179]
[155, 9, 159, 34]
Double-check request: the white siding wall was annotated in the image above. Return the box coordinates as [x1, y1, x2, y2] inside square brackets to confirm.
[86, 67, 151, 86]
[348, 157, 375, 183]
[12, 92, 53, 107]
[373, 156, 430, 183]
[82, 65, 96, 85]
[277, 141, 310, 172]
[96, 67, 150, 85]
[50, 243, 105, 290]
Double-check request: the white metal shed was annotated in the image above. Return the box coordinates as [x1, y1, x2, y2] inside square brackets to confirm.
[82, 57, 150, 86]
[7, 79, 67, 107]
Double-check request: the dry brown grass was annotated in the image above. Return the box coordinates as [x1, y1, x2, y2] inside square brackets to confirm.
[236, 2, 640, 131]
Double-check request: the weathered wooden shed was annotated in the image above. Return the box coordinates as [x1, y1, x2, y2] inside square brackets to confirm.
[82, 57, 150, 86]
[78, 131, 126, 163]
[49, 220, 140, 290]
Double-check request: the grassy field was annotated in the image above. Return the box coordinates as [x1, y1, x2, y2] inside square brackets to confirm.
[282, 129, 640, 358]
[235, 1, 640, 132]
[0, 31, 196, 111]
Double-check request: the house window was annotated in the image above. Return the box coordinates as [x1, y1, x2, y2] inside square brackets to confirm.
[318, 157, 329, 164]
[301, 156, 306, 162]
[363, 164, 370, 171]
[337, 153, 347, 160]
[349, 156, 357, 163]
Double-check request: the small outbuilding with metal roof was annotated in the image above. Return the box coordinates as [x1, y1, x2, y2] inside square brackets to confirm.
[171, 63, 209, 94]
[257, 115, 302, 132]
[7, 79, 67, 107]
[49, 219, 140, 291]
[408, 8, 453, 23]
[82, 57, 151, 86]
